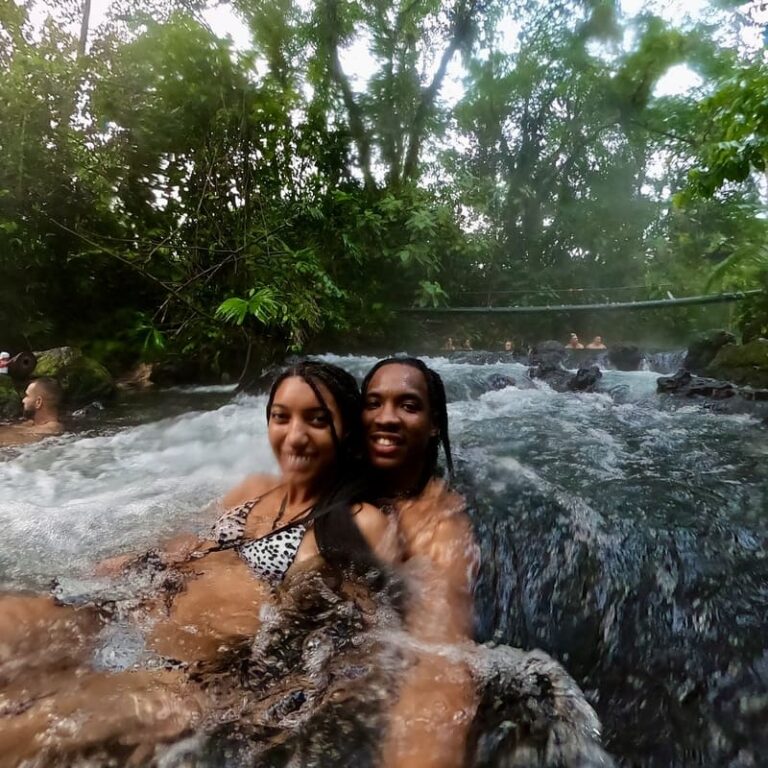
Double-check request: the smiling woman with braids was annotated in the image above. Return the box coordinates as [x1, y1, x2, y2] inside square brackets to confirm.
[0, 361, 401, 766]
[362, 357, 480, 768]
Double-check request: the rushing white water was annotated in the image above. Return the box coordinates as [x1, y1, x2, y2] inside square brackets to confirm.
[0, 392, 274, 588]
[0, 354, 766, 766]
[0, 356, 764, 589]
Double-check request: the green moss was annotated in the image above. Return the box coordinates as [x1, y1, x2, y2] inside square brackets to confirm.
[34, 347, 116, 406]
[706, 340, 768, 388]
[684, 329, 737, 374]
[0, 376, 22, 420]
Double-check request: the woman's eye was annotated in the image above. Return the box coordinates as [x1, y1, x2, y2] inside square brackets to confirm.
[364, 399, 380, 410]
[402, 401, 421, 412]
[270, 411, 288, 421]
[309, 415, 329, 426]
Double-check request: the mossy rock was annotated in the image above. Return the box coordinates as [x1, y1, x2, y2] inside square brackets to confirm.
[0, 376, 21, 420]
[706, 340, 768, 388]
[34, 346, 116, 406]
[684, 329, 737, 374]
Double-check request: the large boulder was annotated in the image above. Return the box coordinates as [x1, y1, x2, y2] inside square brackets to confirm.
[684, 329, 736, 374]
[608, 343, 643, 371]
[569, 365, 602, 392]
[705, 339, 768, 388]
[0, 376, 21, 420]
[529, 340, 567, 368]
[34, 347, 116, 406]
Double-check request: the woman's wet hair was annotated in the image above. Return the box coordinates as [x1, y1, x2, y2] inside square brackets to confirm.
[362, 357, 454, 491]
[266, 360, 377, 575]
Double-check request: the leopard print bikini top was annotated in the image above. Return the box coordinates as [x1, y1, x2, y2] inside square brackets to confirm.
[210, 494, 309, 585]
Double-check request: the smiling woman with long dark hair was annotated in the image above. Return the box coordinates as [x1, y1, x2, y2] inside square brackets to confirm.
[0, 360, 399, 765]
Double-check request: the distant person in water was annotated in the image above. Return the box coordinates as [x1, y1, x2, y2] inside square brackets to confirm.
[362, 357, 479, 768]
[503, 339, 514, 352]
[463, 337, 473, 350]
[0, 376, 65, 445]
[586, 335, 607, 350]
[442, 336, 456, 351]
[566, 333, 584, 349]
[22, 377, 65, 435]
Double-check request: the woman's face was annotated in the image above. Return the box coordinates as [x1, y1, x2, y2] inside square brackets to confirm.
[362, 363, 437, 475]
[268, 376, 343, 485]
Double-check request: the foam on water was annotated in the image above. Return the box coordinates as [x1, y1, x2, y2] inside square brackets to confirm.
[0, 393, 274, 588]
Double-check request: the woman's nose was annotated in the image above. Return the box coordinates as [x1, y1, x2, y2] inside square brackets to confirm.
[285, 419, 309, 446]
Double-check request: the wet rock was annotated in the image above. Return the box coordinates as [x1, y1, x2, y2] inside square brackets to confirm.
[529, 365, 572, 392]
[569, 366, 602, 392]
[529, 340, 567, 368]
[34, 347, 116, 406]
[530, 363, 602, 394]
[657, 370, 736, 398]
[684, 329, 737, 374]
[468, 459, 768, 768]
[485, 373, 516, 392]
[607, 344, 642, 371]
[0, 375, 21, 420]
[117, 362, 154, 391]
[706, 339, 768, 389]
[71, 401, 106, 418]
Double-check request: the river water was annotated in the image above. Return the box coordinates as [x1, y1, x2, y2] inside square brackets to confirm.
[0, 354, 766, 766]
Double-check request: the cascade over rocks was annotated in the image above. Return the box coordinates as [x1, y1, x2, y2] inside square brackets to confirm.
[683, 329, 736, 374]
[35, 347, 116, 406]
[467, 460, 768, 768]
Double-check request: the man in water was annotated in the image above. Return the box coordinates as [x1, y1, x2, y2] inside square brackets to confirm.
[0, 377, 65, 445]
[586, 335, 607, 349]
[362, 358, 478, 768]
[503, 339, 514, 352]
[22, 377, 64, 435]
[566, 332, 584, 349]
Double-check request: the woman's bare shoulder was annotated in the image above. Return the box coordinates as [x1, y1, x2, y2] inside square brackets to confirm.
[221, 473, 280, 509]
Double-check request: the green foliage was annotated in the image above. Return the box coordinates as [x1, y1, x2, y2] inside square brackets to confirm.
[2, 0, 767, 368]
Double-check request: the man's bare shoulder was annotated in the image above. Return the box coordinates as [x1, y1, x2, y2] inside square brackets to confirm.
[30, 421, 64, 436]
[221, 473, 280, 509]
[0, 424, 44, 446]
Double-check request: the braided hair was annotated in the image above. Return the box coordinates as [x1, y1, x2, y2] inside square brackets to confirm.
[361, 357, 454, 493]
[266, 360, 375, 574]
